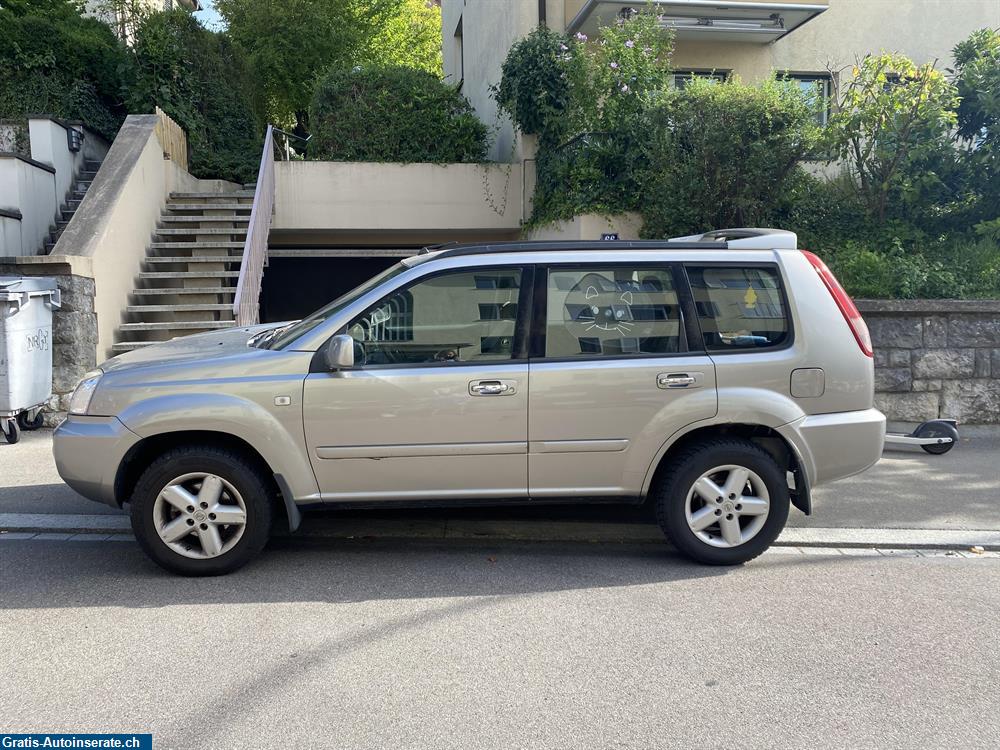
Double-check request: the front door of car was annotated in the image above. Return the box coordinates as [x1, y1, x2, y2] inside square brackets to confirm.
[528, 263, 718, 499]
[303, 265, 530, 502]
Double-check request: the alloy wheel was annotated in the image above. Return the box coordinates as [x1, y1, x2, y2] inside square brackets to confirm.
[152, 472, 248, 559]
[684, 464, 771, 548]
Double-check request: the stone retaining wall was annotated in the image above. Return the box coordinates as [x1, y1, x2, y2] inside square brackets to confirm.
[858, 299, 1000, 425]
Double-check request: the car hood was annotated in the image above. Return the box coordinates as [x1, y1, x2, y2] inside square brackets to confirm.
[99, 323, 282, 374]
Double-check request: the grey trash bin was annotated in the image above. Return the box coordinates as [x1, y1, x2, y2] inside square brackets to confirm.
[0, 276, 61, 444]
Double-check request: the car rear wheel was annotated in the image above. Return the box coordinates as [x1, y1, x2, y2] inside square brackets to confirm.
[129, 446, 273, 576]
[654, 439, 790, 565]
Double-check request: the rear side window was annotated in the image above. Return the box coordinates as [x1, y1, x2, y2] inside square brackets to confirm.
[686, 265, 790, 351]
[544, 266, 682, 357]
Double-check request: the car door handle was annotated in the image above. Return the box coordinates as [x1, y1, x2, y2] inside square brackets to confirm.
[470, 379, 517, 396]
[658, 372, 701, 389]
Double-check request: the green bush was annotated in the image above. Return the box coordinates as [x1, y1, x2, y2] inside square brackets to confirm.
[309, 66, 488, 162]
[0, 2, 126, 140]
[126, 10, 262, 184]
[640, 76, 819, 238]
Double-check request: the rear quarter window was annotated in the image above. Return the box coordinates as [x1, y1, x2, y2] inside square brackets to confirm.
[686, 265, 790, 351]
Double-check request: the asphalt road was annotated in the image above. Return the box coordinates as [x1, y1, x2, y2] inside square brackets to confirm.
[1, 536, 998, 749]
[3, 429, 999, 531]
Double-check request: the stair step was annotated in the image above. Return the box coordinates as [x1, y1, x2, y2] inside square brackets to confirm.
[170, 191, 256, 199]
[154, 228, 248, 236]
[78, 171, 98, 180]
[127, 303, 234, 313]
[138, 271, 241, 279]
[67, 199, 82, 209]
[131, 287, 236, 296]
[166, 204, 253, 212]
[83, 160, 102, 170]
[145, 256, 243, 264]
[113, 341, 160, 352]
[149, 242, 245, 250]
[120, 320, 236, 331]
[62, 209, 76, 220]
[159, 216, 251, 224]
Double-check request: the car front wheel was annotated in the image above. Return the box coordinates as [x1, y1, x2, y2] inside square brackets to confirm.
[654, 439, 790, 565]
[129, 446, 273, 576]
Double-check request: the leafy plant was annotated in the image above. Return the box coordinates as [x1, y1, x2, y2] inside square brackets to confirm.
[309, 66, 488, 163]
[640, 76, 820, 238]
[825, 53, 958, 223]
[493, 26, 571, 140]
[126, 10, 262, 183]
[216, 0, 439, 131]
[0, 0, 127, 140]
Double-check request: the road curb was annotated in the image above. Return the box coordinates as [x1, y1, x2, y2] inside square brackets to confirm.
[1, 512, 999, 551]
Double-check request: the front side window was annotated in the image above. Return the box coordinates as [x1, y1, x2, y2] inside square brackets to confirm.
[544, 266, 682, 357]
[686, 265, 790, 351]
[347, 268, 522, 366]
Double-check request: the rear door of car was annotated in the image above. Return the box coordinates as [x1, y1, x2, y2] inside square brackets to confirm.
[527, 260, 718, 499]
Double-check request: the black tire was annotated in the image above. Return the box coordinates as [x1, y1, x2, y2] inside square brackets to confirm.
[17, 410, 44, 431]
[129, 445, 274, 576]
[915, 421, 958, 455]
[653, 438, 790, 565]
[2, 419, 20, 444]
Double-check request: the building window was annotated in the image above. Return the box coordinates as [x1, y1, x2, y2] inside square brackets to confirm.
[672, 70, 728, 89]
[787, 74, 832, 126]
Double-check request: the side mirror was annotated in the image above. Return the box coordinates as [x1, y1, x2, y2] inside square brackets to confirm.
[324, 334, 355, 371]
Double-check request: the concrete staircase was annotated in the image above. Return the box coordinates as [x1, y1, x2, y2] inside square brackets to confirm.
[45, 159, 103, 253]
[113, 190, 255, 353]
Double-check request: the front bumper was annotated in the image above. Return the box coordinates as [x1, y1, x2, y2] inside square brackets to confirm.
[52, 415, 142, 507]
[778, 407, 886, 488]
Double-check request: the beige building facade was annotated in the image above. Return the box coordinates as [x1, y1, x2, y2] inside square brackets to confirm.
[443, 0, 1000, 160]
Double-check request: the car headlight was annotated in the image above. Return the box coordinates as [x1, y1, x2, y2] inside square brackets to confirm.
[69, 370, 103, 415]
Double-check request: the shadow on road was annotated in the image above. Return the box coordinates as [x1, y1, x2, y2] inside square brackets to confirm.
[0, 534, 859, 612]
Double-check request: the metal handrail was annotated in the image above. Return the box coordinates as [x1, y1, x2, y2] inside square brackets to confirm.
[233, 124, 275, 326]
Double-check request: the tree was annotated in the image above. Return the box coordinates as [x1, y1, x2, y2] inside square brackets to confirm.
[215, 0, 438, 131]
[826, 53, 958, 223]
[364, 0, 442, 75]
[0, 0, 127, 140]
[126, 10, 262, 183]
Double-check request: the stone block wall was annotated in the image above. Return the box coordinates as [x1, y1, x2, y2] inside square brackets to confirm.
[0, 263, 97, 426]
[858, 300, 1000, 425]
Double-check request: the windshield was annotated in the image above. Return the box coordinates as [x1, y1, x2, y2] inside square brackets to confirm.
[267, 262, 410, 349]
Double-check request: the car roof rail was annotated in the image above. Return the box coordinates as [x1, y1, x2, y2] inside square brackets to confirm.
[669, 227, 799, 250]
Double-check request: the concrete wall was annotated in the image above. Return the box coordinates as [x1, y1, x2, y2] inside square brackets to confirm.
[28, 119, 86, 213]
[51, 114, 222, 360]
[860, 300, 1000, 426]
[272, 161, 524, 241]
[443, 0, 543, 161]
[0, 155, 58, 256]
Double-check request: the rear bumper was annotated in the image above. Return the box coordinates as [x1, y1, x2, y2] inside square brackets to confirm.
[778, 408, 886, 488]
[52, 415, 142, 507]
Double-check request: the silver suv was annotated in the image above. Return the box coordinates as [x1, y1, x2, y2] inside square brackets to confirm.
[53, 229, 885, 575]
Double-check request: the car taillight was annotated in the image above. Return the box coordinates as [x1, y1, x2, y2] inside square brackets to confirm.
[801, 250, 873, 358]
